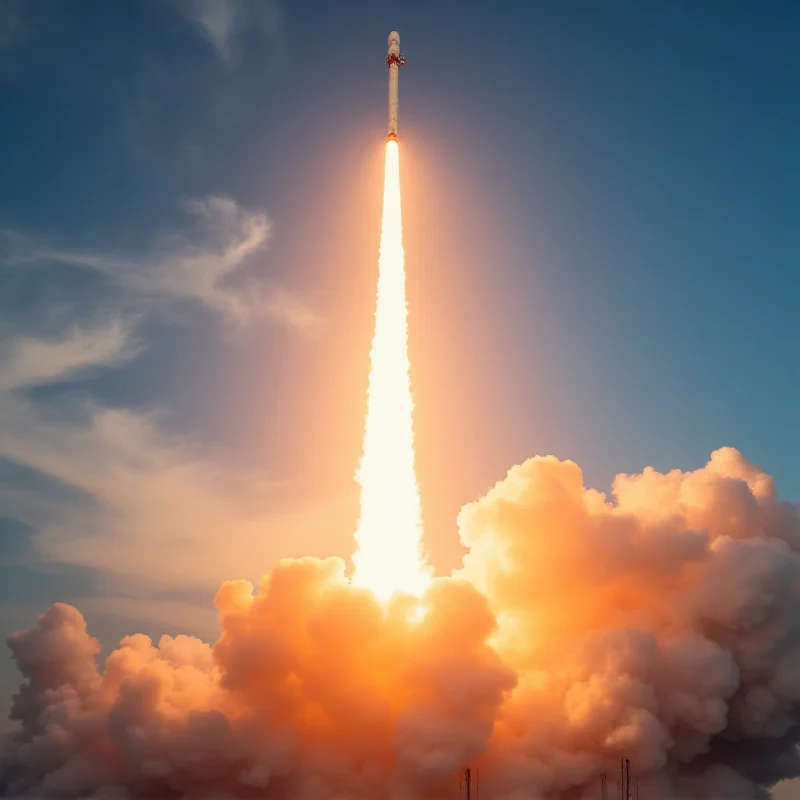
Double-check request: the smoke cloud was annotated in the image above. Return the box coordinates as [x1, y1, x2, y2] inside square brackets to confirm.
[3, 448, 800, 799]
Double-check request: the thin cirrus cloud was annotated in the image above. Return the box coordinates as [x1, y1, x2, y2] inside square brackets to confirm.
[5, 195, 321, 336]
[0, 318, 140, 394]
[173, 0, 282, 64]
[0, 320, 357, 595]
[0, 193, 338, 623]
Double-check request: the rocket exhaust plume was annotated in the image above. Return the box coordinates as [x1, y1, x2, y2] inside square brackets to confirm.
[351, 31, 430, 600]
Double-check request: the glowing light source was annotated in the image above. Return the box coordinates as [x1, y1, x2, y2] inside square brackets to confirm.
[352, 141, 431, 601]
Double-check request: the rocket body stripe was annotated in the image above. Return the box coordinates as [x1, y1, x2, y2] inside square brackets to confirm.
[387, 31, 401, 140]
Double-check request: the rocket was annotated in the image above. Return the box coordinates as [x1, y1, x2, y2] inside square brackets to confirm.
[386, 30, 405, 141]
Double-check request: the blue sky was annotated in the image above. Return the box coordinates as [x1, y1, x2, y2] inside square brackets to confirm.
[1, 0, 798, 744]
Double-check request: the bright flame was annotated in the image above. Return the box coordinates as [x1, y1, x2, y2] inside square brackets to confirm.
[352, 140, 431, 601]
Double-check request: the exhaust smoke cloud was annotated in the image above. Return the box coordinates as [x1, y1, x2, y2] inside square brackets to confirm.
[3, 448, 800, 799]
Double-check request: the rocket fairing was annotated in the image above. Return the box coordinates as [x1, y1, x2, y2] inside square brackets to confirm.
[386, 30, 405, 141]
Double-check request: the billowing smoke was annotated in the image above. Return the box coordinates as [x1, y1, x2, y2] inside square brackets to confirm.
[3, 447, 800, 799]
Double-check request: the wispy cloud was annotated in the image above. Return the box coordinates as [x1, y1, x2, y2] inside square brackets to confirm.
[0, 319, 139, 393]
[0, 323, 357, 593]
[0, 186, 341, 638]
[4, 195, 321, 336]
[0, 188, 336, 634]
[174, 0, 282, 64]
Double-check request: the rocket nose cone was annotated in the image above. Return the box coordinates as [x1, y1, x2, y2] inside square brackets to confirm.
[388, 30, 400, 46]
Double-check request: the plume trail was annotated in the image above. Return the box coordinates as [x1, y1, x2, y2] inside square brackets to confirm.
[351, 139, 430, 601]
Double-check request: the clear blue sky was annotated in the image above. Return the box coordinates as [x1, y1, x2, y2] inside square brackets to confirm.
[1, 0, 798, 735]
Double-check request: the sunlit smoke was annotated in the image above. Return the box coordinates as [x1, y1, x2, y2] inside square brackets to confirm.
[351, 140, 431, 601]
[4, 449, 800, 800]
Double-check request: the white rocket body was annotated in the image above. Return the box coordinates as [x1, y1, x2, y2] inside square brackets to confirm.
[387, 31, 401, 140]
